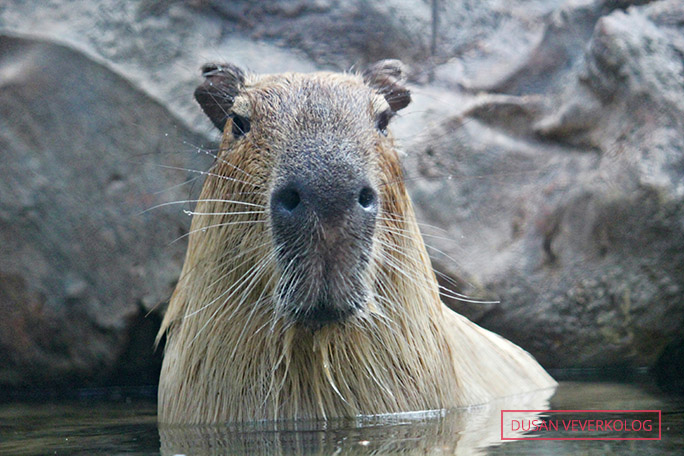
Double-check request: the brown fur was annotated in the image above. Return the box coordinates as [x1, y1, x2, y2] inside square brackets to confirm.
[157, 63, 555, 424]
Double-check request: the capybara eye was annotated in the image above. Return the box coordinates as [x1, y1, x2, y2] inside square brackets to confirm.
[376, 110, 393, 135]
[231, 114, 251, 138]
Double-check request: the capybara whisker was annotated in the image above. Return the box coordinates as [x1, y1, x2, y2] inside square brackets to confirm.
[151, 162, 259, 187]
[142, 198, 265, 214]
[169, 220, 267, 244]
[182, 209, 266, 216]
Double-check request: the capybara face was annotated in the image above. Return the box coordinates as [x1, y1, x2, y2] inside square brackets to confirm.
[194, 61, 410, 328]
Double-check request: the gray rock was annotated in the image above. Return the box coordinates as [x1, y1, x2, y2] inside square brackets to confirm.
[0, 0, 682, 389]
[0, 34, 211, 387]
[408, 0, 684, 369]
[0, 0, 321, 137]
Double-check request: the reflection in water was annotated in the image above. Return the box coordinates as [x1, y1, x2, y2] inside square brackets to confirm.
[159, 387, 556, 455]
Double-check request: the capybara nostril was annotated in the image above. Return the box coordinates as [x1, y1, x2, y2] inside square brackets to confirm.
[271, 185, 301, 214]
[358, 186, 376, 210]
[270, 174, 377, 233]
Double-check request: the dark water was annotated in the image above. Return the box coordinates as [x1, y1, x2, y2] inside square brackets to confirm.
[1, 380, 682, 455]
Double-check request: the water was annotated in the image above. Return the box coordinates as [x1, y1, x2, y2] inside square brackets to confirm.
[1, 379, 682, 455]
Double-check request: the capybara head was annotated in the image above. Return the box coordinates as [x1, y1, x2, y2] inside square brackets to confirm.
[193, 60, 411, 329]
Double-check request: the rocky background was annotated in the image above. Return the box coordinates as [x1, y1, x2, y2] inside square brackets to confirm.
[1, 0, 682, 393]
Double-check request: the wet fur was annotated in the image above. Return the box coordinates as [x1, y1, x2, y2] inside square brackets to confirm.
[157, 64, 555, 424]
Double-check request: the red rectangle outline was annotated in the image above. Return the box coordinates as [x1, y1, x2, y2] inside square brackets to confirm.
[500, 409, 661, 441]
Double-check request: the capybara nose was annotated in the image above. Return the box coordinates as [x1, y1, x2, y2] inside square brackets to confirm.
[270, 177, 378, 234]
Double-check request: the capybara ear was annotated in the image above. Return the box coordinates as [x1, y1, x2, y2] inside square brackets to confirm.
[194, 63, 245, 131]
[363, 59, 411, 112]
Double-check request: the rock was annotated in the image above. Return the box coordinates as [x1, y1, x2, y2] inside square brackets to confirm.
[477, 0, 654, 95]
[0, 0, 321, 137]
[0, 0, 564, 120]
[199, 0, 430, 67]
[0, 35, 211, 388]
[0, 0, 682, 389]
[407, 0, 684, 370]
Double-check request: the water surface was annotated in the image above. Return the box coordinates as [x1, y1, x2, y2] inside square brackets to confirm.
[1, 380, 682, 455]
